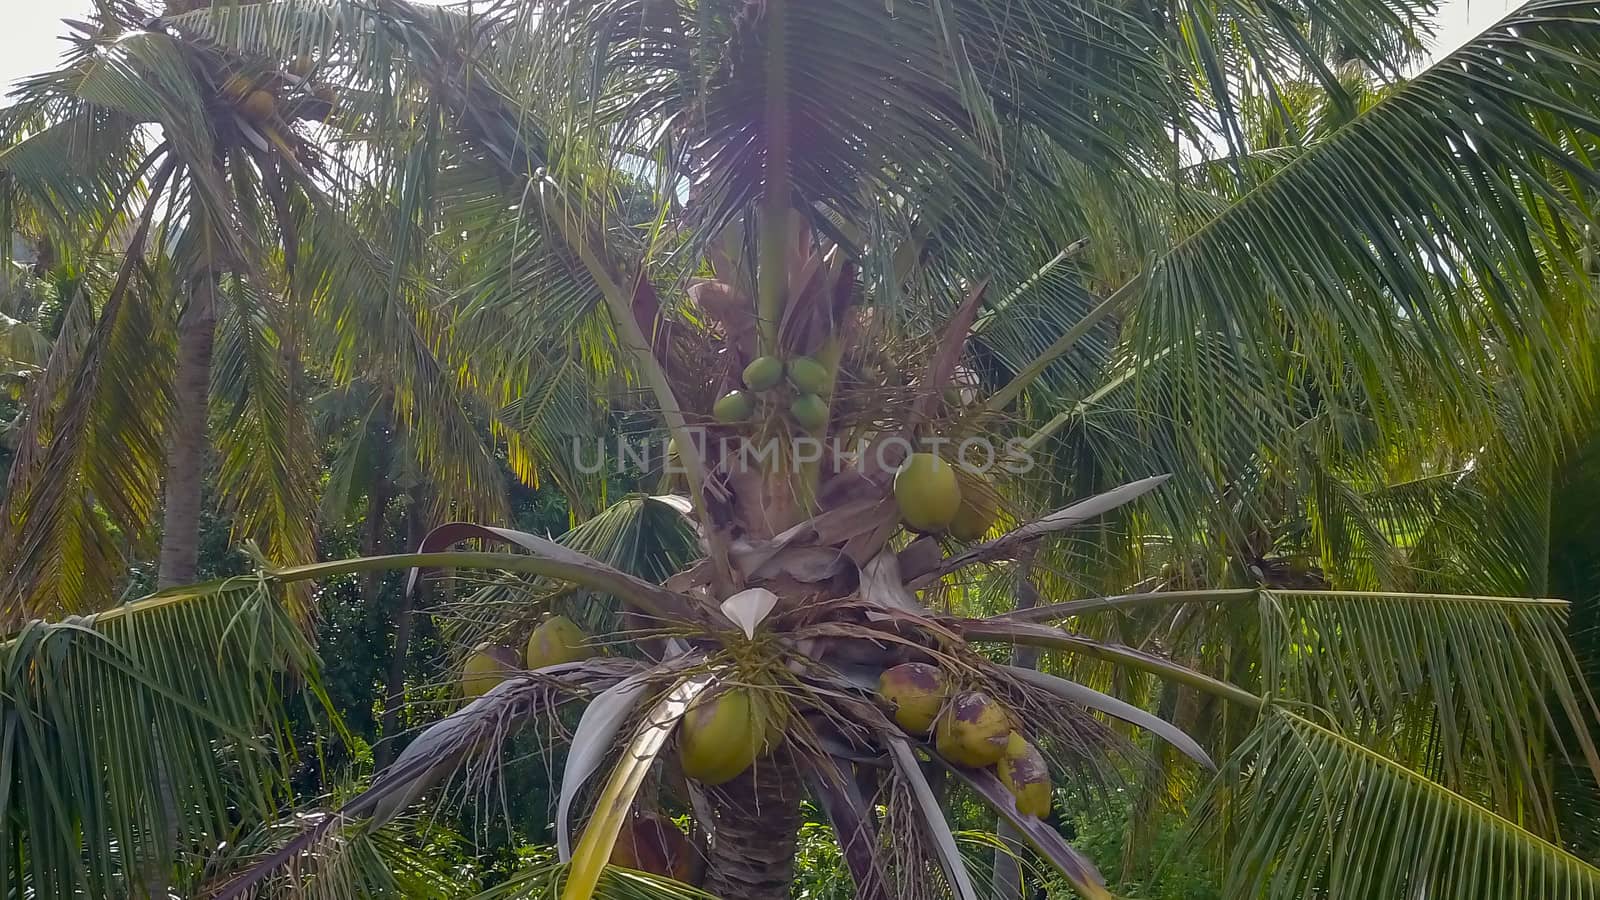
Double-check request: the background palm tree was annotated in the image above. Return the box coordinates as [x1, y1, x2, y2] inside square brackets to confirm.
[3, 0, 1600, 898]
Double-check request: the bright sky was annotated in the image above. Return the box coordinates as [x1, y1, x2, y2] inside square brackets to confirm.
[0, 0, 1522, 97]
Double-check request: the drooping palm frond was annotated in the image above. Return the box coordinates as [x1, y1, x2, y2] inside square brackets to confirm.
[297, 202, 513, 521]
[213, 276, 319, 576]
[0, 572, 325, 897]
[201, 813, 471, 899]
[1102, 3, 1600, 465]
[1215, 706, 1600, 899]
[0, 172, 176, 623]
[1008, 585, 1600, 832]
[1255, 589, 1600, 826]
[423, 497, 702, 654]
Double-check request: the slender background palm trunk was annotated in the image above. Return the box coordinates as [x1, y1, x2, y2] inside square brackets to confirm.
[376, 482, 429, 768]
[157, 276, 217, 588]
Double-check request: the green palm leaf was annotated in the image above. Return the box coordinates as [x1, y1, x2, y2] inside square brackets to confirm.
[0, 573, 323, 897]
[1220, 706, 1600, 898]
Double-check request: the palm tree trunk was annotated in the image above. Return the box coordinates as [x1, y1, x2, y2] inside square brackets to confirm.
[703, 761, 804, 900]
[376, 482, 427, 768]
[359, 424, 392, 607]
[157, 276, 217, 588]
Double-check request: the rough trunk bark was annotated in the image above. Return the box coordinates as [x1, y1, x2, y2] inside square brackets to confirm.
[703, 759, 805, 900]
[375, 483, 427, 769]
[157, 276, 217, 589]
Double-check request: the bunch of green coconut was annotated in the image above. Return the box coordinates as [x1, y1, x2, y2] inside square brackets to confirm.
[459, 613, 598, 699]
[715, 357, 1000, 543]
[460, 620, 785, 878]
[712, 354, 832, 431]
[878, 662, 1052, 818]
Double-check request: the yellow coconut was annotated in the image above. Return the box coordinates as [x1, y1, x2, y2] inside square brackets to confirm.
[878, 662, 949, 734]
[679, 688, 764, 785]
[997, 732, 1051, 818]
[240, 90, 277, 122]
[713, 390, 755, 423]
[460, 643, 520, 700]
[894, 453, 962, 533]
[789, 393, 829, 431]
[787, 356, 830, 395]
[934, 691, 1012, 767]
[742, 356, 784, 392]
[948, 465, 999, 542]
[611, 812, 695, 881]
[524, 615, 596, 670]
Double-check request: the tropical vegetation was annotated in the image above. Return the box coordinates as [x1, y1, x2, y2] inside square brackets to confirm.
[2, 0, 1600, 897]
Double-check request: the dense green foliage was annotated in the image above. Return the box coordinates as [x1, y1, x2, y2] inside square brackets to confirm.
[4, 0, 1600, 897]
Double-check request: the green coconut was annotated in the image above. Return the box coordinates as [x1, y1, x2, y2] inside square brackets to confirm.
[787, 357, 830, 395]
[997, 732, 1052, 818]
[460, 643, 520, 700]
[524, 615, 596, 670]
[742, 356, 784, 392]
[790, 393, 829, 431]
[934, 691, 1012, 767]
[240, 89, 277, 121]
[878, 662, 949, 734]
[894, 453, 962, 532]
[948, 465, 999, 542]
[679, 688, 764, 785]
[713, 390, 755, 423]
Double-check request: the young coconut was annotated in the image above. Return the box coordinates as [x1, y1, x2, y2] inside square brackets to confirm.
[524, 614, 596, 669]
[996, 732, 1052, 818]
[240, 90, 277, 122]
[611, 811, 696, 882]
[789, 393, 829, 431]
[679, 688, 765, 785]
[948, 464, 999, 542]
[934, 691, 1012, 767]
[878, 662, 949, 734]
[713, 389, 755, 423]
[894, 453, 962, 533]
[742, 355, 784, 392]
[787, 356, 830, 395]
[460, 643, 520, 700]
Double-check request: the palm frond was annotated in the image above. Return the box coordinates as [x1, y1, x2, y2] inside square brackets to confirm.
[213, 276, 319, 579]
[0, 182, 175, 622]
[1257, 588, 1600, 833]
[1216, 706, 1600, 899]
[1116, 2, 1600, 457]
[1011, 585, 1600, 836]
[0, 573, 323, 897]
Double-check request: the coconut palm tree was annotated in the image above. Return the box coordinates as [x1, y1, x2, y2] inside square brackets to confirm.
[0, 3, 578, 621]
[7, 0, 1600, 898]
